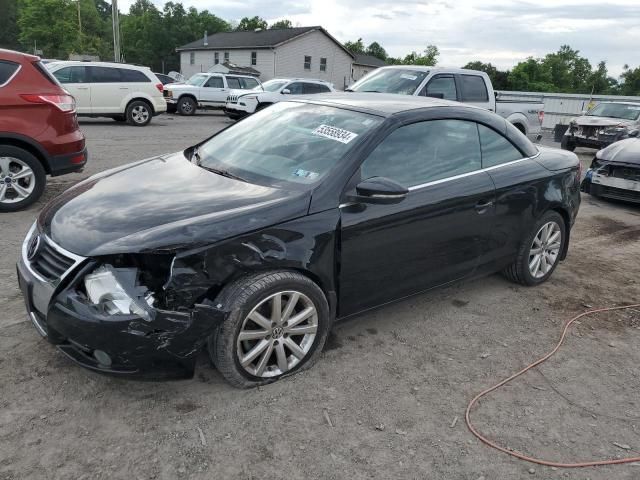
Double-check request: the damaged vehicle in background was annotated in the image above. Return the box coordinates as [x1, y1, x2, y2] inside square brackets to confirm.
[582, 137, 640, 203]
[17, 94, 581, 387]
[561, 101, 640, 151]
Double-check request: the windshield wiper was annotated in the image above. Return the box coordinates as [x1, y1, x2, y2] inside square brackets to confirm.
[199, 165, 247, 182]
[361, 90, 381, 93]
[191, 146, 247, 182]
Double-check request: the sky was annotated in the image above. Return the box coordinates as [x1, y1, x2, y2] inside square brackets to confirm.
[120, 0, 640, 77]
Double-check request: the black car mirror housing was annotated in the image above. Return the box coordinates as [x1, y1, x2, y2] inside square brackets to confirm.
[349, 176, 409, 205]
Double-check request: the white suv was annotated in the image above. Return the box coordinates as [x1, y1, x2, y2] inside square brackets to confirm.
[165, 73, 261, 115]
[47, 61, 167, 126]
[224, 78, 335, 119]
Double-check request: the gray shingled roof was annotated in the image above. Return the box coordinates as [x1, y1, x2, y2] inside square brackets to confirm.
[177, 26, 352, 58]
[353, 53, 387, 67]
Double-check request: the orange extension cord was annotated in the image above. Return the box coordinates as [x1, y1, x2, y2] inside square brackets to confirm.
[466, 303, 640, 468]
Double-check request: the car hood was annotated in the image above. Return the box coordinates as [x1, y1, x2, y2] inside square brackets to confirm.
[38, 153, 311, 257]
[574, 116, 635, 128]
[596, 138, 640, 165]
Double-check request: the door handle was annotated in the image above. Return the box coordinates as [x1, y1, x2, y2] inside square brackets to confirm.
[475, 200, 494, 213]
[76, 87, 89, 90]
[119, 87, 129, 90]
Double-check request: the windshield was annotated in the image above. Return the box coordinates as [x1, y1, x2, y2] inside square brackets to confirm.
[186, 74, 208, 86]
[350, 68, 429, 95]
[196, 102, 383, 187]
[588, 103, 640, 121]
[262, 79, 288, 92]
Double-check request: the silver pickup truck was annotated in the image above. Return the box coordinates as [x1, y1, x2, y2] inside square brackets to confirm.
[348, 66, 544, 138]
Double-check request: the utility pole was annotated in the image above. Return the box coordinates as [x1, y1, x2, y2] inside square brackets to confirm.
[112, 0, 121, 62]
[77, 0, 82, 47]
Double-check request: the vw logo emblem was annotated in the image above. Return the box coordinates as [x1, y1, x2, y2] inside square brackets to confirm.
[27, 235, 41, 261]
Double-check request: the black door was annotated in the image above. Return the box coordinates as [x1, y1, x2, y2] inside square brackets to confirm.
[339, 119, 496, 316]
[477, 123, 551, 268]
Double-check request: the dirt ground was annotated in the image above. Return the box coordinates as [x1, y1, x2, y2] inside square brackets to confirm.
[1, 113, 640, 479]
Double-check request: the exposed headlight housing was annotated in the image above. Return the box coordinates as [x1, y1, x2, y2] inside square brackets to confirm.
[84, 265, 155, 321]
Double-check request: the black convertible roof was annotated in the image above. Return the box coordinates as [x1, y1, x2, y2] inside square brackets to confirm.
[294, 92, 463, 116]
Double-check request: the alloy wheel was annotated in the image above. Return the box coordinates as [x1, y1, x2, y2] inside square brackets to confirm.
[181, 101, 193, 114]
[0, 157, 36, 204]
[529, 221, 562, 278]
[131, 105, 150, 124]
[236, 291, 318, 378]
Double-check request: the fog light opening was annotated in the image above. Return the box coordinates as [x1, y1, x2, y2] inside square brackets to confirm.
[93, 349, 112, 367]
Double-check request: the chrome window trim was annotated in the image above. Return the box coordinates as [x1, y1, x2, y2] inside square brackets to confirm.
[22, 222, 87, 284]
[0, 63, 22, 88]
[407, 151, 541, 192]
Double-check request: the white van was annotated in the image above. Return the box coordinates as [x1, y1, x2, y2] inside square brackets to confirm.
[47, 61, 167, 126]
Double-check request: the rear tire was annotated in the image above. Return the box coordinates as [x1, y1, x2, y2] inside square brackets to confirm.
[0, 146, 46, 212]
[126, 100, 152, 126]
[178, 96, 197, 116]
[503, 211, 566, 286]
[208, 271, 330, 388]
[561, 136, 576, 151]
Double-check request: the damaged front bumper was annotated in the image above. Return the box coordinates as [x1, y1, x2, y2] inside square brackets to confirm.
[581, 161, 640, 204]
[16, 244, 227, 380]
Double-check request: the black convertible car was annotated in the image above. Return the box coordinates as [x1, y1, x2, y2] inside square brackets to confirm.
[17, 94, 581, 387]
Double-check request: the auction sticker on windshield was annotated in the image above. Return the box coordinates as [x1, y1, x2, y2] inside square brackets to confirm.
[312, 125, 358, 144]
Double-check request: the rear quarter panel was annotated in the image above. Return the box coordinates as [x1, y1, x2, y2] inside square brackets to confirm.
[484, 150, 580, 268]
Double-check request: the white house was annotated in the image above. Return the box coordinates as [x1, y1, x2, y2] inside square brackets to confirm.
[351, 53, 387, 82]
[176, 26, 354, 90]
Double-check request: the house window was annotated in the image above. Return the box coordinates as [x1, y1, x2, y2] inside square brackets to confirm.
[251, 51, 257, 66]
[189, 52, 195, 65]
[214, 52, 219, 65]
[304, 55, 311, 70]
[224, 52, 229, 62]
[320, 57, 327, 72]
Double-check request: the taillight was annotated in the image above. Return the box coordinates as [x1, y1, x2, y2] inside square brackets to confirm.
[20, 94, 76, 113]
[155, 83, 163, 93]
[538, 110, 544, 125]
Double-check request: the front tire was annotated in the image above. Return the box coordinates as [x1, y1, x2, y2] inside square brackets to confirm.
[0, 146, 46, 212]
[561, 136, 576, 151]
[177, 96, 197, 116]
[126, 100, 152, 126]
[208, 271, 330, 388]
[503, 211, 566, 286]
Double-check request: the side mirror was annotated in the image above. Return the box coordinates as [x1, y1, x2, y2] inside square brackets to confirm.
[628, 129, 639, 138]
[580, 110, 587, 115]
[349, 177, 408, 205]
[282, 88, 291, 94]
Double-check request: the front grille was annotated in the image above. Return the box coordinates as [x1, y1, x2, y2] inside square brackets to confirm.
[579, 126, 598, 137]
[612, 167, 640, 182]
[601, 185, 640, 202]
[31, 237, 76, 281]
[227, 95, 238, 103]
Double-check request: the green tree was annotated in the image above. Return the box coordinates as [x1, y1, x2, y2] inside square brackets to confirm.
[403, 44, 439, 66]
[344, 38, 365, 54]
[0, 0, 20, 50]
[586, 61, 618, 94]
[18, 0, 79, 58]
[270, 19, 292, 29]
[508, 57, 555, 92]
[236, 16, 267, 31]
[619, 64, 640, 96]
[366, 41, 387, 61]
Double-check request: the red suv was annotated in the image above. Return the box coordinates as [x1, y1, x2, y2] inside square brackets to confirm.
[0, 49, 86, 212]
